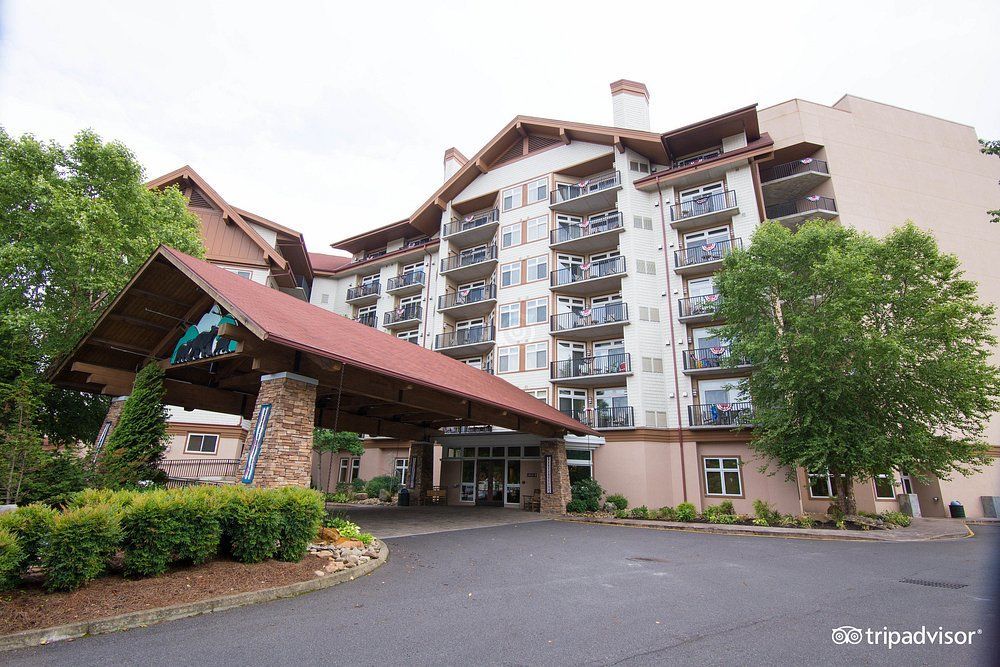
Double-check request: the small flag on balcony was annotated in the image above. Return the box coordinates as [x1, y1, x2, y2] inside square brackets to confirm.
[806, 195, 821, 202]
[704, 294, 720, 303]
[800, 157, 813, 164]
[718, 403, 732, 412]
[581, 219, 590, 228]
[703, 242, 717, 252]
[694, 196, 710, 205]
[710, 346, 726, 356]
[464, 214, 474, 222]
[580, 262, 591, 272]
[396, 307, 405, 317]
[577, 179, 590, 188]
[459, 289, 469, 298]
[580, 308, 592, 317]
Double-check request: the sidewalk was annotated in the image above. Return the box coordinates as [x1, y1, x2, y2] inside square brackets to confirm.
[561, 515, 974, 542]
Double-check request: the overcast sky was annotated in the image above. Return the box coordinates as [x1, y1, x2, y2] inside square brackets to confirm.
[2, 1, 998, 254]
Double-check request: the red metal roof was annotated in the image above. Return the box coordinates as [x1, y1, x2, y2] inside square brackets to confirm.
[308, 252, 352, 274]
[161, 246, 597, 437]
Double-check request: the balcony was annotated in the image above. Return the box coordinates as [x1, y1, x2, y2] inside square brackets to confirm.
[760, 158, 830, 203]
[383, 303, 423, 330]
[674, 237, 742, 275]
[689, 402, 754, 429]
[435, 326, 496, 357]
[563, 406, 635, 430]
[682, 346, 751, 377]
[550, 302, 628, 341]
[549, 211, 625, 254]
[442, 208, 500, 248]
[386, 270, 426, 296]
[765, 196, 838, 226]
[346, 281, 380, 305]
[550, 352, 631, 387]
[550, 255, 627, 296]
[437, 283, 497, 319]
[550, 171, 622, 215]
[669, 190, 739, 230]
[439, 245, 498, 283]
[354, 312, 378, 328]
[678, 293, 722, 323]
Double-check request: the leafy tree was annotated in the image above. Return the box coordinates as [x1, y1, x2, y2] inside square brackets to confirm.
[981, 139, 1000, 224]
[0, 375, 45, 504]
[716, 219, 999, 514]
[97, 363, 169, 487]
[312, 429, 364, 491]
[18, 450, 89, 507]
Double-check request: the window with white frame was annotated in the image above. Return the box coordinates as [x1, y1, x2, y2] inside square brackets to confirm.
[629, 160, 650, 174]
[394, 458, 408, 485]
[874, 474, 896, 499]
[639, 306, 660, 322]
[567, 448, 593, 484]
[808, 471, 837, 498]
[501, 261, 521, 287]
[641, 356, 664, 373]
[527, 178, 548, 204]
[525, 297, 547, 324]
[501, 223, 521, 248]
[501, 185, 523, 211]
[633, 215, 653, 230]
[526, 388, 547, 401]
[526, 256, 547, 281]
[320, 293, 330, 304]
[499, 303, 520, 329]
[704, 457, 742, 496]
[228, 268, 253, 280]
[338, 458, 351, 483]
[526, 216, 548, 241]
[498, 346, 519, 373]
[645, 410, 668, 427]
[525, 342, 547, 370]
[397, 329, 419, 344]
[636, 259, 657, 275]
[185, 433, 219, 454]
[351, 458, 360, 481]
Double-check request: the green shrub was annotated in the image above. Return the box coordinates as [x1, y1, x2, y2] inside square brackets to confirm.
[19, 452, 89, 508]
[326, 492, 352, 503]
[796, 515, 815, 529]
[566, 498, 588, 513]
[752, 499, 781, 525]
[630, 506, 649, 519]
[654, 506, 677, 521]
[778, 514, 798, 527]
[702, 501, 736, 521]
[0, 503, 57, 565]
[68, 487, 139, 510]
[706, 512, 737, 524]
[325, 516, 372, 545]
[880, 510, 911, 527]
[858, 510, 878, 520]
[0, 528, 26, 591]
[751, 517, 770, 527]
[365, 475, 398, 500]
[569, 478, 604, 512]
[120, 489, 222, 577]
[219, 488, 282, 563]
[273, 487, 324, 561]
[613, 509, 629, 519]
[350, 478, 366, 493]
[42, 505, 122, 591]
[605, 494, 629, 511]
[675, 502, 697, 522]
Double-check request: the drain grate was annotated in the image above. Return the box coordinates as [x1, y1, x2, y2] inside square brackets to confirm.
[899, 578, 967, 589]
[627, 556, 671, 563]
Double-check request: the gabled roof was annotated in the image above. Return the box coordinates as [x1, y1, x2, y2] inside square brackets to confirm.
[308, 252, 352, 275]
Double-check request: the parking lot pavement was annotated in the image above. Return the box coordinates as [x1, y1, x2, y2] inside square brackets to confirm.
[330, 503, 551, 538]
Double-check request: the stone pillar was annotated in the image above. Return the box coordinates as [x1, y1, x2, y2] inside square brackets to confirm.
[408, 441, 435, 502]
[539, 439, 572, 515]
[238, 372, 317, 488]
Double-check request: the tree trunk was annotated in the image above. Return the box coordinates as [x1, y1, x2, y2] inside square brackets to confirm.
[833, 473, 856, 515]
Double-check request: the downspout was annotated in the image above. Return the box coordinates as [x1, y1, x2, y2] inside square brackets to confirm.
[655, 180, 688, 503]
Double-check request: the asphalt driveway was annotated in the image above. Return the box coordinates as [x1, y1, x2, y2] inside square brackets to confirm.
[328, 504, 551, 538]
[6, 522, 997, 666]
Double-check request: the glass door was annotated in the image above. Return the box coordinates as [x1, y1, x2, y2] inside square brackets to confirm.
[678, 182, 725, 217]
[593, 339, 626, 374]
[682, 227, 730, 265]
[595, 387, 628, 427]
[558, 388, 588, 423]
[690, 326, 725, 369]
[476, 460, 505, 506]
[505, 460, 521, 506]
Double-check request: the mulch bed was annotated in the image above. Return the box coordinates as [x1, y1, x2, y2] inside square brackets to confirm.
[0, 554, 328, 636]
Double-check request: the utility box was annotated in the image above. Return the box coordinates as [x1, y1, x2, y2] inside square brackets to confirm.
[897, 493, 921, 517]
[982, 496, 1000, 518]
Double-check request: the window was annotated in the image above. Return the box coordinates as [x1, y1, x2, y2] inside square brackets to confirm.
[527, 216, 548, 242]
[704, 457, 742, 496]
[351, 458, 360, 481]
[498, 346, 519, 373]
[641, 356, 664, 373]
[525, 342, 547, 370]
[501, 261, 521, 287]
[527, 178, 548, 204]
[461, 460, 475, 502]
[361, 273, 379, 286]
[501, 223, 521, 248]
[500, 303, 520, 329]
[633, 215, 653, 230]
[526, 388, 547, 401]
[338, 458, 351, 483]
[185, 433, 219, 454]
[502, 186, 523, 211]
[397, 329, 419, 345]
[558, 388, 587, 418]
[639, 306, 660, 322]
[629, 160, 650, 174]
[394, 458, 408, 485]
[526, 256, 547, 281]
[645, 410, 668, 427]
[229, 269, 253, 280]
[808, 471, 835, 498]
[526, 298, 547, 324]
[637, 259, 657, 275]
[567, 449, 593, 484]
[320, 293, 330, 304]
[874, 474, 896, 499]
[461, 357, 484, 370]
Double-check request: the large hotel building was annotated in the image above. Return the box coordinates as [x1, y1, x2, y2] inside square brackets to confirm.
[148, 81, 1000, 518]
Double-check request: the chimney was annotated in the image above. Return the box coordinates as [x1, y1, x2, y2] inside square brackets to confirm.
[610, 80, 650, 131]
[443, 147, 468, 181]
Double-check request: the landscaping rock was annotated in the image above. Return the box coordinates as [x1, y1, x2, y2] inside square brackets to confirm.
[317, 527, 341, 543]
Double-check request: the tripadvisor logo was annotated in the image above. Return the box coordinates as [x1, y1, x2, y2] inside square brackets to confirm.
[832, 625, 982, 649]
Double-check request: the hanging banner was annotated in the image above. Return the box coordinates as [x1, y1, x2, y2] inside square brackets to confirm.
[544, 454, 553, 494]
[170, 304, 239, 365]
[92, 420, 112, 460]
[241, 403, 272, 484]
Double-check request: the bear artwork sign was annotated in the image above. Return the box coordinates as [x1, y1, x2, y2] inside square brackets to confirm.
[170, 304, 240, 364]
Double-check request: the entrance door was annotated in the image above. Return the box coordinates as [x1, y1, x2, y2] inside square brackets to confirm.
[476, 459, 505, 506]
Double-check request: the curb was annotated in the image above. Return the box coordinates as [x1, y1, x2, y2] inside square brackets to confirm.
[558, 516, 973, 542]
[0, 542, 389, 653]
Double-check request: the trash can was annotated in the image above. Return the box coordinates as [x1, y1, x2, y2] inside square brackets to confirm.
[948, 500, 965, 518]
[398, 487, 410, 507]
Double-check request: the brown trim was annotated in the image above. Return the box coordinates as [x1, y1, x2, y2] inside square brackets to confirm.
[634, 135, 774, 188]
[327, 240, 440, 276]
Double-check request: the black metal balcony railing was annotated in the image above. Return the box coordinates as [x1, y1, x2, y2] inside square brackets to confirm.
[438, 283, 497, 310]
[550, 302, 628, 333]
[158, 458, 240, 480]
[347, 282, 380, 300]
[683, 346, 748, 371]
[550, 211, 624, 245]
[760, 158, 829, 182]
[550, 171, 621, 205]
[670, 190, 738, 222]
[355, 312, 377, 327]
[386, 270, 425, 291]
[435, 326, 495, 349]
[442, 209, 500, 238]
[551, 352, 631, 380]
[671, 148, 723, 170]
[674, 237, 742, 268]
[384, 303, 422, 326]
[678, 293, 722, 319]
[550, 255, 626, 287]
[765, 196, 837, 220]
[689, 402, 754, 427]
[440, 245, 498, 273]
[563, 406, 635, 429]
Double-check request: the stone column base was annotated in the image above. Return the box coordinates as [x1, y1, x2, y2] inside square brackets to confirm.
[239, 372, 317, 488]
[539, 440, 571, 515]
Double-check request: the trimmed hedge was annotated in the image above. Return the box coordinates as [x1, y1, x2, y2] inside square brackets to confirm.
[0, 503, 57, 566]
[274, 487, 326, 561]
[42, 505, 122, 592]
[120, 489, 222, 577]
[0, 528, 26, 590]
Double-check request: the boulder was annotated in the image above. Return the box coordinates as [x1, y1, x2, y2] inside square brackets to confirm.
[317, 526, 341, 543]
[335, 538, 365, 549]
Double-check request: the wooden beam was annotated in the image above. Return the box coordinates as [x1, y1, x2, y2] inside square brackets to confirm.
[87, 337, 154, 357]
[317, 409, 437, 442]
[515, 122, 527, 137]
[130, 287, 193, 310]
[108, 313, 173, 332]
[162, 380, 254, 418]
[559, 127, 570, 145]
[474, 158, 489, 174]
